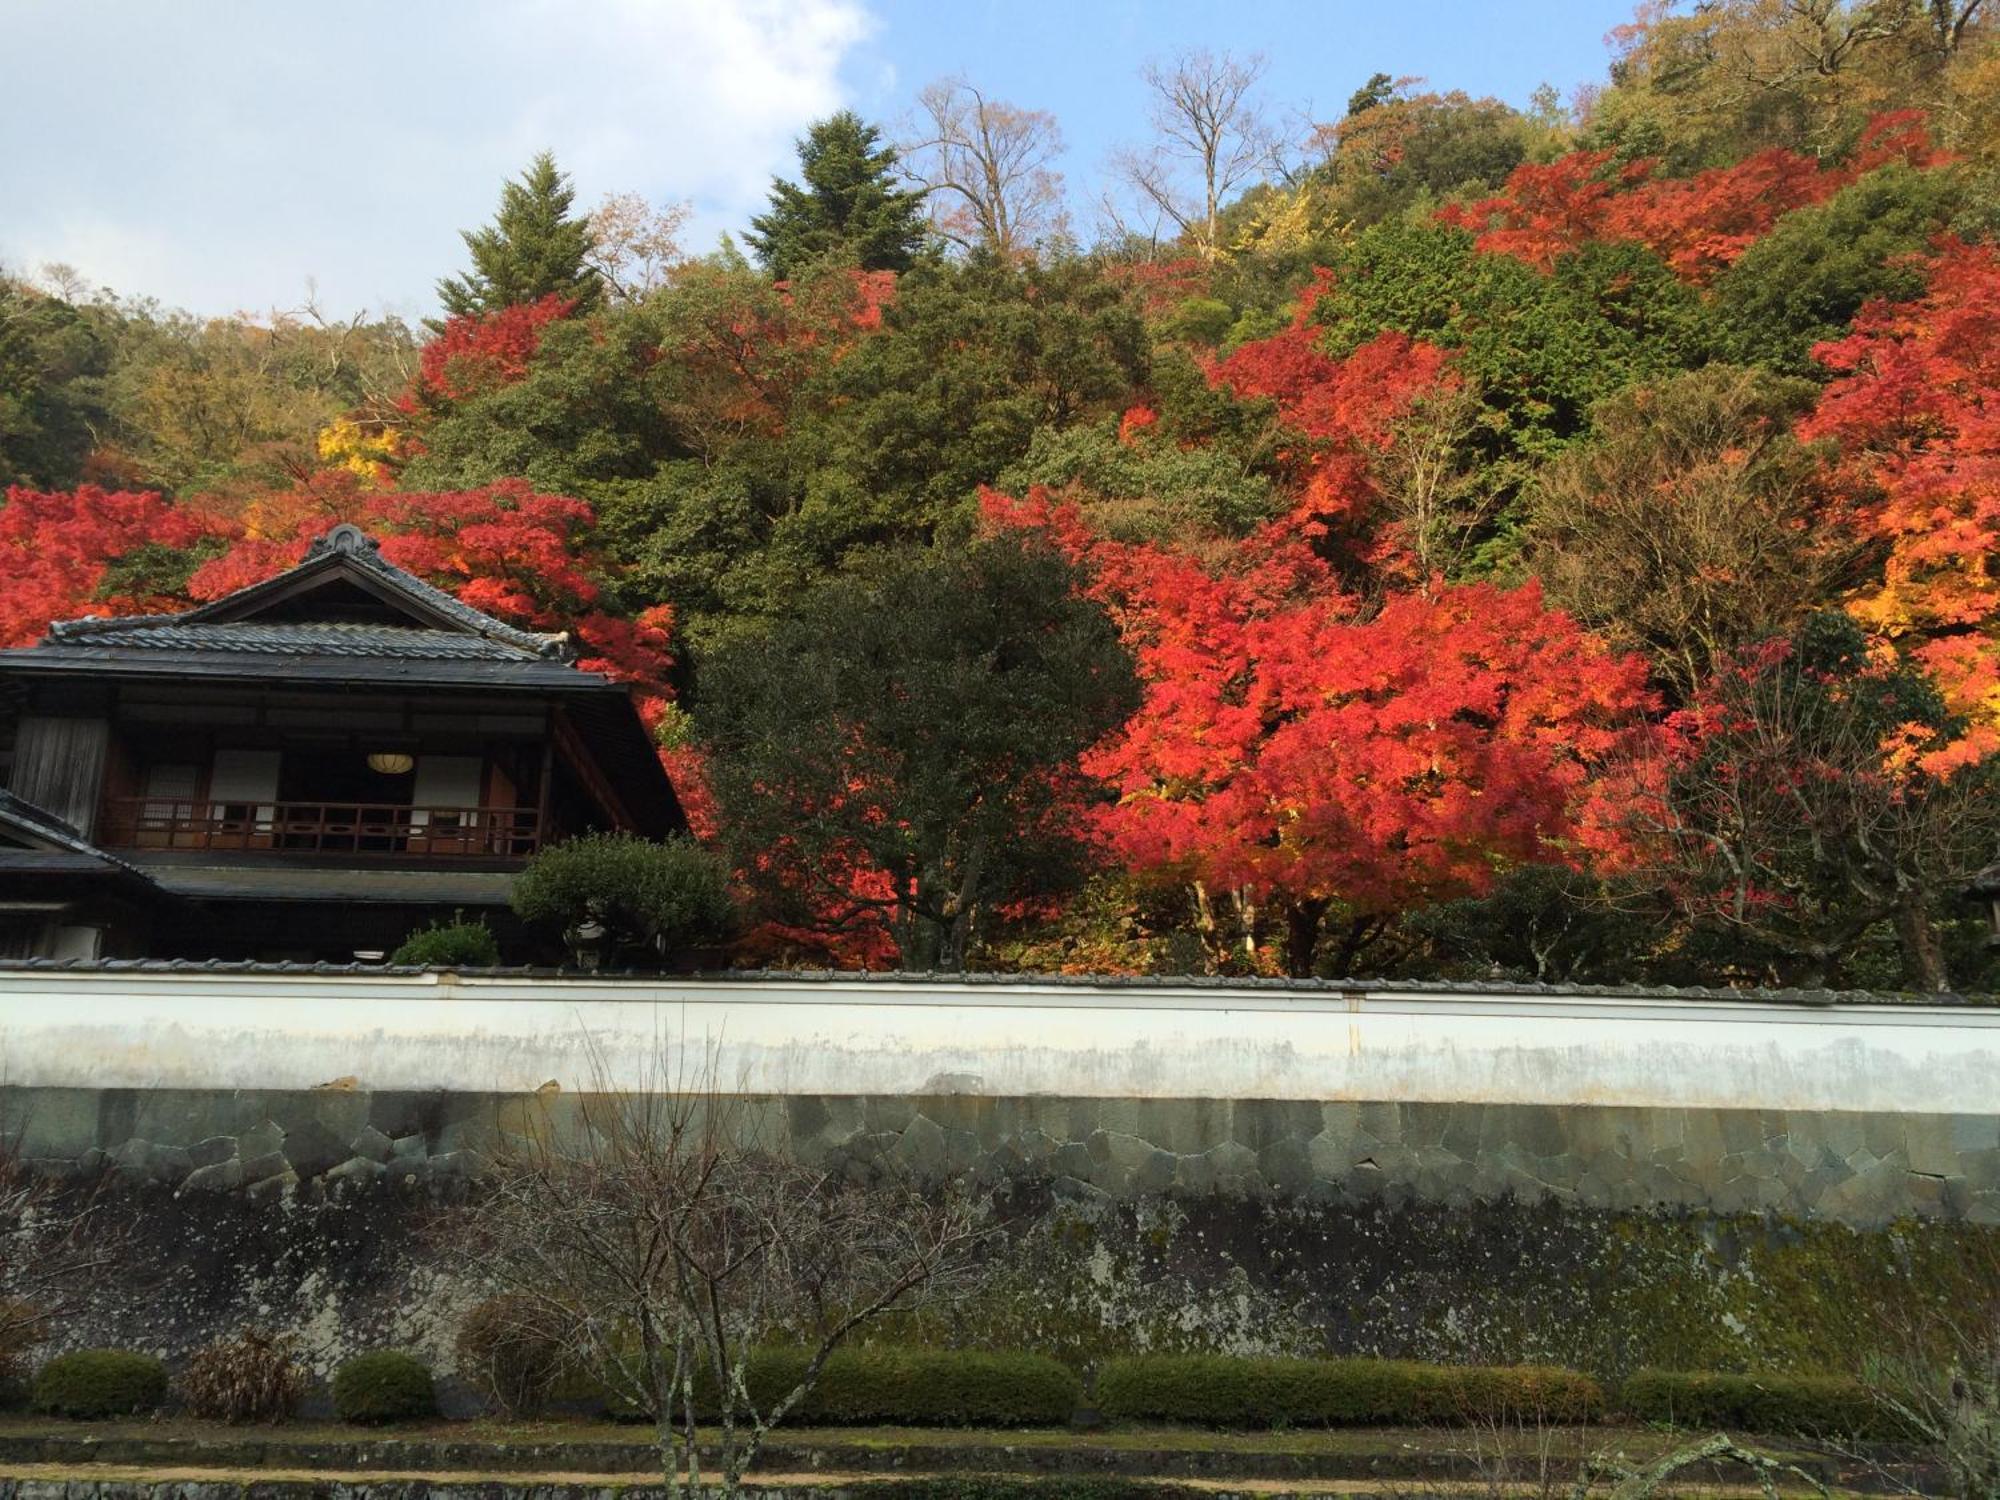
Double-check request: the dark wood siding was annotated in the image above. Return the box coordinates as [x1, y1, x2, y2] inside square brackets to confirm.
[9, 716, 110, 837]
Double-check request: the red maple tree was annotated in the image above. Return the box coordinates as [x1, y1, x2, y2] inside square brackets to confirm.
[1799, 236, 2000, 760]
[1439, 112, 1947, 281]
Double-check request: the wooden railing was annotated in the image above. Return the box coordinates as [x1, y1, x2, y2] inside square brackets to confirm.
[100, 799, 541, 858]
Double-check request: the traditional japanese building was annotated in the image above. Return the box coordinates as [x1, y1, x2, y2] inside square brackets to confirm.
[0, 524, 682, 961]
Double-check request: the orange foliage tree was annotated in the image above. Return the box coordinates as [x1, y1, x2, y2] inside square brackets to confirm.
[1800, 237, 2000, 751]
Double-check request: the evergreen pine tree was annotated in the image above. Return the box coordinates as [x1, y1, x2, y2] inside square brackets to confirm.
[436, 152, 602, 320]
[745, 112, 928, 279]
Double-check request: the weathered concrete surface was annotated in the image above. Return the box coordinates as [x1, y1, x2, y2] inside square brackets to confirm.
[5, 1085, 1998, 1226]
[1, 970, 1997, 1224]
[0, 969, 1995, 1112]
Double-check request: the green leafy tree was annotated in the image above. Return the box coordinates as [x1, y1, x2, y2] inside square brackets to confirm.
[437, 152, 602, 320]
[695, 536, 1141, 970]
[745, 112, 928, 279]
[1313, 221, 1721, 566]
[793, 257, 1149, 543]
[399, 313, 674, 493]
[1712, 161, 1975, 373]
[0, 279, 110, 489]
[512, 833, 734, 968]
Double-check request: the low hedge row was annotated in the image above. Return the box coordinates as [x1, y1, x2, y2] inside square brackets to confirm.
[1095, 1355, 1604, 1428]
[11, 1342, 1915, 1442]
[1617, 1369, 1907, 1441]
[31, 1350, 169, 1419]
[688, 1347, 1081, 1427]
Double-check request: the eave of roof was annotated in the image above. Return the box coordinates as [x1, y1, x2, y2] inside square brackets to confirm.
[0, 644, 625, 692]
[0, 961, 1974, 1008]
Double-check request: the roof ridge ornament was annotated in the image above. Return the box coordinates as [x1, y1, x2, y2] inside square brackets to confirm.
[306, 523, 381, 559]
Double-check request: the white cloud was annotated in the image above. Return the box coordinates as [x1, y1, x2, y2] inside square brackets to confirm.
[0, 0, 876, 318]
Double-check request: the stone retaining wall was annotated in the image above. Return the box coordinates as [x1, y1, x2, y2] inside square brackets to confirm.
[9, 1083, 1997, 1226]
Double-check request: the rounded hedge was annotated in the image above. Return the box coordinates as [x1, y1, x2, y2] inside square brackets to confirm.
[331, 1350, 437, 1425]
[664, 1347, 1078, 1427]
[1094, 1355, 1603, 1428]
[1617, 1369, 1905, 1440]
[390, 918, 500, 968]
[32, 1349, 169, 1419]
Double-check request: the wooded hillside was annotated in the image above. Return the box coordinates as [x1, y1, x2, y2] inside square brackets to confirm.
[6, 0, 1999, 989]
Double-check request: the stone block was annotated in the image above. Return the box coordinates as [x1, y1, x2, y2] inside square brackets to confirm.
[237, 1119, 286, 1161]
[324, 1156, 385, 1190]
[892, 1114, 948, 1175]
[1050, 1175, 1109, 1209]
[1173, 1151, 1216, 1195]
[1136, 1152, 1176, 1200]
[943, 1127, 983, 1175]
[181, 1159, 243, 1194]
[240, 1150, 291, 1187]
[282, 1119, 350, 1179]
[1905, 1116, 1963, 1178]
[1952, 1114, 2000, 1155]
[1258, 1136, 1313, 1196]
[1356, 1101, 1403, 1145]
[390, 1133, 427, 1160]
[244, 1169, 298, 1202]
[1050, 1141, 1094, 1180]
[189, 1135, 237, 1169]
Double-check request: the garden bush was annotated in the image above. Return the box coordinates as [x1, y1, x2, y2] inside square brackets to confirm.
[457, 1294, 574, 1416]
[331, 1350, 437, 1424]
[848, 1482, 1200, 1500]
[179, 1327, 307, 1424]
[511, 833, 732, 965]
[31, 1349, 169, 1419]
[1617, 1369, 1905, 1440]
[390, 917, 500, 968]
[643, 1347, 1078, 1427]
[1094, 1355, 1603, 1428]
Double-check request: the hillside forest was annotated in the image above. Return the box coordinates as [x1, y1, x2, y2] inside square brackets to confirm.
[6, 1, 2000, 990]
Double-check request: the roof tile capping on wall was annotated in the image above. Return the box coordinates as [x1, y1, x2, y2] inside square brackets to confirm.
[1, 965, 1997, 1225]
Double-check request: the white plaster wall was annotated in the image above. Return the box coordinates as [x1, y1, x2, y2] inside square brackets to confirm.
[2, 970, 1997, 1115]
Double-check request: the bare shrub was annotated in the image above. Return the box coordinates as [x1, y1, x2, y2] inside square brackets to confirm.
[455, 1033, 994, 1497]
[179, 1327, 308, 1424]
[456, 1292, 576, 1417]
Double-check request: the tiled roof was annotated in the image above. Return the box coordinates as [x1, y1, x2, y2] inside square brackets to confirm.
[45, 619, 538, 661]
[42, 525, 567, 661]
[0, 960, 1967, 1007]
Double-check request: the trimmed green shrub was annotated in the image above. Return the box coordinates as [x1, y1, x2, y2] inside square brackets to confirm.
[512, 833, 732, 965]
[390, 917, 500, 968]
[32, 1349, 169, 1419]
[179, 1327, 307, 1423]
[1617, 1369, 1904, 1440]
[331, 1350, 437, 1425]
[848, 1482, 1199, 1500]
[1095, 1355, 1603, 1428]
[773, 1347, 1079, 1426]
[627, 1347, 1078, 1427]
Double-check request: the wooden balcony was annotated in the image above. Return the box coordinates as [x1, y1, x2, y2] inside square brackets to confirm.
[100, 798, 541, 859]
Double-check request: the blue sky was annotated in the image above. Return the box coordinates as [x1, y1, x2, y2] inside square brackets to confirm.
[0, 0, 1637, 321]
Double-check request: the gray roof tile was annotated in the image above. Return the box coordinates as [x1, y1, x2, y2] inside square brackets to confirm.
[48, 619, 539, 660]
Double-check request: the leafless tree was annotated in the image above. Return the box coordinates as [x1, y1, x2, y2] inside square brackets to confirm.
[0, 1150, 129, 1372]
[1373, 380, 1498, 586]
[1613, 616, 2000, 991]
[1111, 49, 1277, 260]
[456, 1034, 992, 1498]
[901, 77, 1067, 259]
[587, 192, 694, 304]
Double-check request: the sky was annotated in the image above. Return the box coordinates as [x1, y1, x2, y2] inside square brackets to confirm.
[0, 0, 1639, 322]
